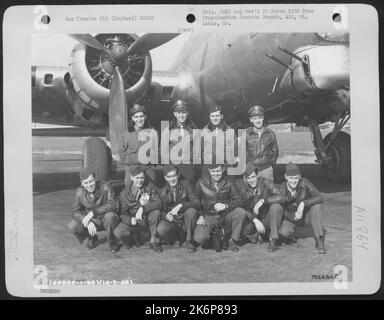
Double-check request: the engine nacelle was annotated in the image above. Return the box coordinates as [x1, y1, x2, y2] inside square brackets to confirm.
[68, 34, 152, 112]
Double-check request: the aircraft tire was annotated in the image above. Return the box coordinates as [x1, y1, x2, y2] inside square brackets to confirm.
[323, 131, 351, 183]
[82, 137, 109, 181]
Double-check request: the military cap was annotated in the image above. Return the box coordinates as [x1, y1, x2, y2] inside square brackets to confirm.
[129, 104, 146, 116]
[162, 164, 178, 176]
[243, 163, 259, 177]
[79, 167, 95, 182]
[285, 162, 301, 176]
[208, 103, 222, 114]
[207, 163, 224, 170]
[172, 99, 188, 112]
[248, 105, 265, 117]
[130, 165, 146, 177]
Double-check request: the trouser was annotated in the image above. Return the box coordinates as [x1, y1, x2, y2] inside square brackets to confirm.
[124, 165, 163, 187]
[156, 208, 199, 242]
[193, 207, 247, 244]
[258, 166, 274, 181]
[280, 203, 324, 238]
[243, 203, 284, 241]
[68, 212, 119, 247]
[113, 209, 162, 246]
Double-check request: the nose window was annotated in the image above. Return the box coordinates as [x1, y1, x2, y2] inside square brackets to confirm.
[44, 74, 53, 85]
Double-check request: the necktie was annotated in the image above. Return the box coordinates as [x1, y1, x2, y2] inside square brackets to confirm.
[172, 187, 177, 203]
[136, 189, 142, 201]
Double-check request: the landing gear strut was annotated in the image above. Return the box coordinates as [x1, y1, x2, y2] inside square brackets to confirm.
[307, 111, 351, 182]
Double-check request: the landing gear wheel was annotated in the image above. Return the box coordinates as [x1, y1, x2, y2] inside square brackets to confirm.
[323, 131, 351, 183]
[82, 137, 109, 181]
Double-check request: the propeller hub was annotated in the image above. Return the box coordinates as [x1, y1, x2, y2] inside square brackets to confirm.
[110, 44, 128, 62]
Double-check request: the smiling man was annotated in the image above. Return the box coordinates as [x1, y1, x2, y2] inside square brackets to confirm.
[67, 167, 120, 253]
[246, 105, 278, 181]
[119, 104, 159, 186]
[114, 165, 163, 253]
[279, 163, 326, 254]
[241, 163, 285, 252]
[156, 164, 200, 253]
[201, 104, 237, 174]
[193, 164, 247, 252]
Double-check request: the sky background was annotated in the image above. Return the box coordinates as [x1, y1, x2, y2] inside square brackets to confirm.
[31, 33, 190, 70]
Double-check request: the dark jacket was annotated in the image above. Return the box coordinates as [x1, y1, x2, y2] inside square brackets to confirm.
[119, 180, 162, 224]
[201, 120, 237, 165]
[119, 121, 158, 165]
[159, 180, 201, 222]
[195, 176, 243, 216]
[246, 126, 278, 171]
[240, 177, 285, 220]
[279, 178, 323, 221]
[72, 180, 115, 223]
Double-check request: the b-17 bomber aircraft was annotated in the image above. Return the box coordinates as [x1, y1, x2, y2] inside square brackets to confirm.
[32, 32, 350, 182]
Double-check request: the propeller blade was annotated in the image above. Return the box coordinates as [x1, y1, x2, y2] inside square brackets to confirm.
[126, 33, 180, 55]
[69, 34, 110, 54]
[109, 66, 128, 160]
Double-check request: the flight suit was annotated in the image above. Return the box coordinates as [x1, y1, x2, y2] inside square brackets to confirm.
[241, 177, 285, 242]
[156, 179, 200, 243]
[163, 118, 200, 185]
[119, 121, 159, 186]
[113, 180, 162, 247]
[68, 180, 119, 248]
[279, 178, 324, 238]
[193, 176, 247, 244]
[246, 126, 278, 181]
[201, 121, 237, 176]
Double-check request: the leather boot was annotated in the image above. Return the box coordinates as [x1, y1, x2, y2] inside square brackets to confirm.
[268, 238, 278, 252]
[316, 236, 326, 254]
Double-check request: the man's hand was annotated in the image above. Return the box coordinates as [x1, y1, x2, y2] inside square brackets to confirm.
[294, 202, 305, 221]
[253, 199, 265, 216]
[136, 207, 143, 221]
[166, 213, 174, 222]
[214, 203, 227, 212]
[253, 218, 265, 234]
[81, 211, 94, 227]
[87, 222, 97, 236]
[139, 193, 150, 206]
[196, 216, 206, 225]
[170, 204, 183, 216]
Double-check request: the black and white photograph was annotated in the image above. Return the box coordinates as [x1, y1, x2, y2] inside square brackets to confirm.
[31, 32, 352, 283]
[3, 4, 380, 296]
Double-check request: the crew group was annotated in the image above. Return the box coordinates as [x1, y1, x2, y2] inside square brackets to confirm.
[68, 100, 326, 254]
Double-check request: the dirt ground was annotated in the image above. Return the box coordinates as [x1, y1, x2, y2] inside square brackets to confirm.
[33, 132, 352, 284]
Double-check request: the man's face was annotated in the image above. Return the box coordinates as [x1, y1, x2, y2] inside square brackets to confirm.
[81, 174, 96, 193]
[285, 174, 301, 189]
[132, 112, 146, 128]
[209, 166, 224, 182]
[250, 115, 264, 129]
[174, 111, 188, 124]
[245, 171, 258, 188]
[209, 110, 223, 126]
[164, 169, 179, 187]
[131, 172, 145, 188]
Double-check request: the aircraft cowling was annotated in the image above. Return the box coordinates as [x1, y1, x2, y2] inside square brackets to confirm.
[277, 44, 349, 96]
[68, 34, 152, 113]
